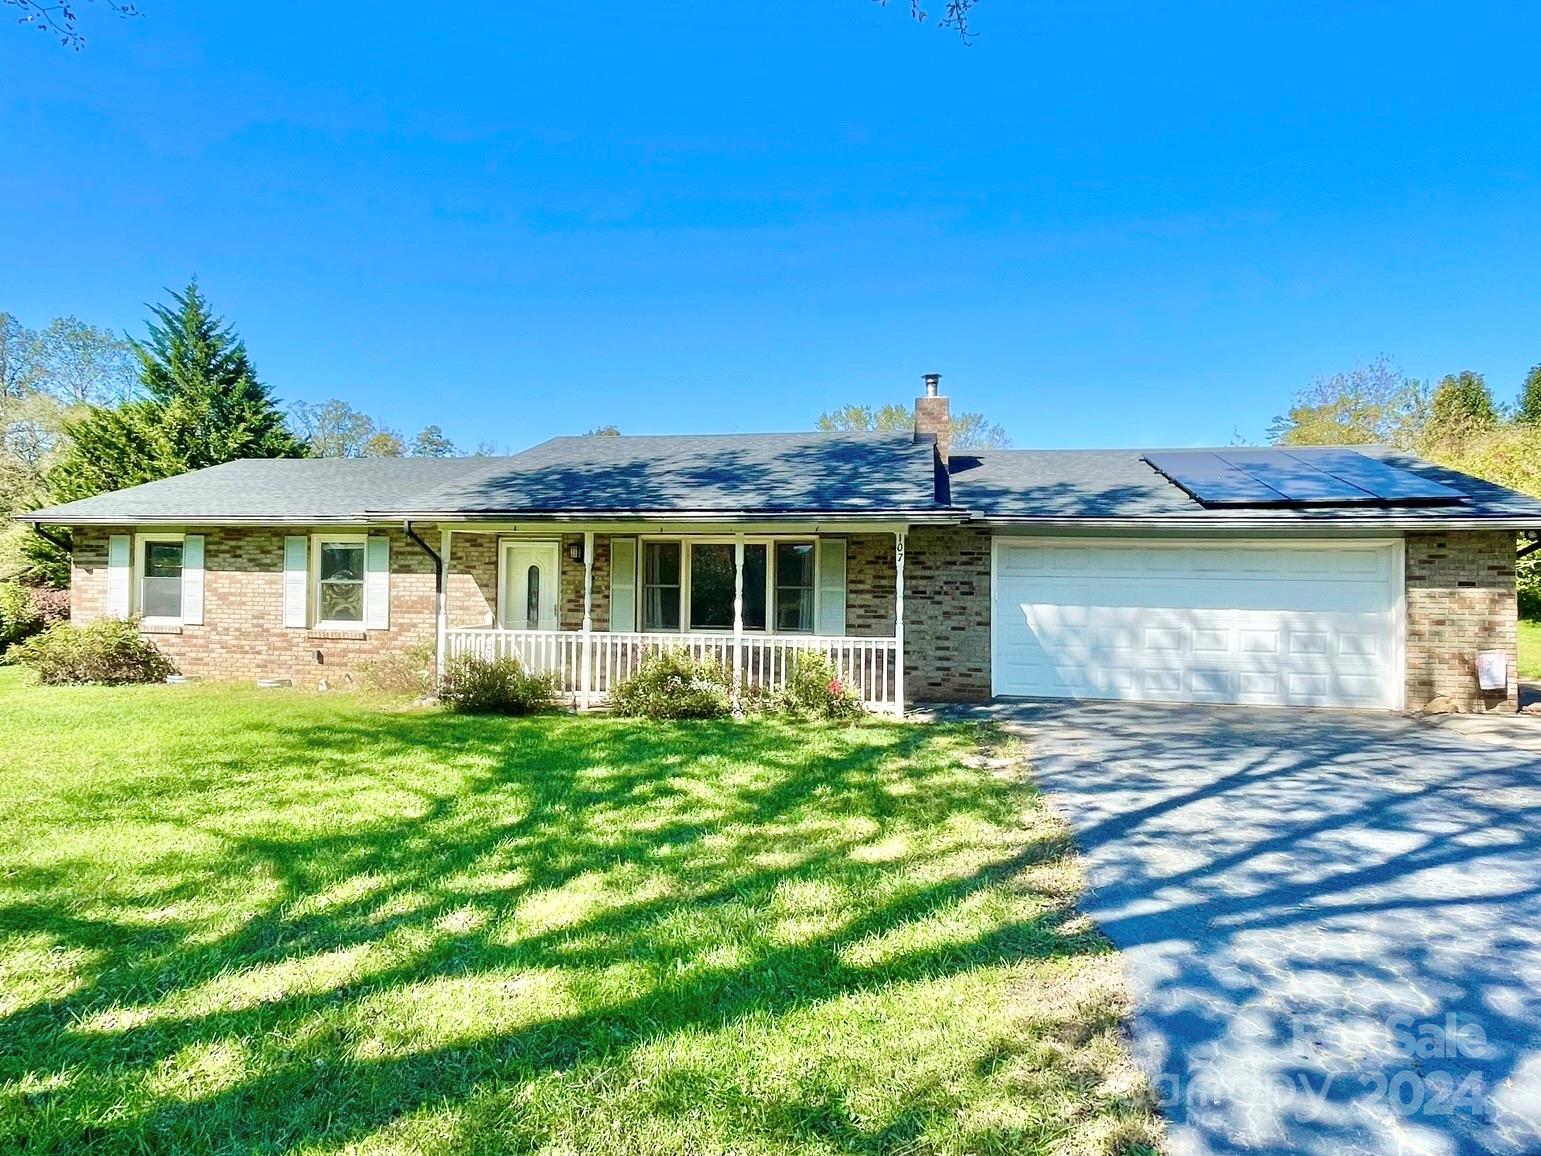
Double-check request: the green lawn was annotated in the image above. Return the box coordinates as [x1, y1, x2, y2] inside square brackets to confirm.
[0, 670, 1158, 1156]
[1520, 619, 1541, 680]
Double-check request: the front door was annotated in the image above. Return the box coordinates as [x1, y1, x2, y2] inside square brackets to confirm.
[502, 542, 560, 631]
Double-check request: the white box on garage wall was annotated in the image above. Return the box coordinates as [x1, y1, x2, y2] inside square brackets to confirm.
[1476, 649, 1508, 692]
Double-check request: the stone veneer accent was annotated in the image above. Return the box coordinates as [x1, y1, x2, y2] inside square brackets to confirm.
[71, 526, 437, 688]
[1404, 529, 1518, 712]
[901, 524, 993, 702]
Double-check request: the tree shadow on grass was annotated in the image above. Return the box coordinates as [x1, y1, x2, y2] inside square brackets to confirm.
[0, 706, 1149, 1154]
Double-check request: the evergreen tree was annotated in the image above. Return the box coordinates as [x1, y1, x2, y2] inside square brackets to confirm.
[130, 280, 307, 467]
[1517, 364, 1541, 425]
[31, 281, 308, 583]
[47, 280, 306, 498]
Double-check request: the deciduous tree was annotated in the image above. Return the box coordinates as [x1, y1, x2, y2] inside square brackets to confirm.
[1516, 364, 1541, 425]
[1267, 357, 1428, 448]
[1425, 370, 1499, 447]
[410, 425, 458, 457]
[816, 401, 1010, 449]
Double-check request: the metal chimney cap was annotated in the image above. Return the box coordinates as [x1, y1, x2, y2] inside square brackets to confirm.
[922, 372, 942, 397]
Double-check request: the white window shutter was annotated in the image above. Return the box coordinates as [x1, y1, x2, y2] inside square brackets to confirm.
[106, 534, 131, 620]
[283, 536, 309, 628]
[817, 538, 847, 636]
[610, 537, 637, 632]
[364, 536, 390, 631]
[181, 534, 205, 625]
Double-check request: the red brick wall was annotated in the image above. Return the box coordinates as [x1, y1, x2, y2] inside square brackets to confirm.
[71, 526, 437, 687]
[1405, 530, 1518, 712]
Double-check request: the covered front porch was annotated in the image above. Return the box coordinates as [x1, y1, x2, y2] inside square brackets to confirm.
[433, 523, 910, 714]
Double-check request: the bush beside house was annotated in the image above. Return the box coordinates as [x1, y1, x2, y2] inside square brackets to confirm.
[437, 653, 560, 715]
[0, 581, 69, 660]
[10, 619, 176, 685]
[608, 649, 866, 721]
[775, 651, 865, 720]
[608, 650, 734, 719]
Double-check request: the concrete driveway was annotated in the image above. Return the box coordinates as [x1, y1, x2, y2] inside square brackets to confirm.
[963, 701, 1541, 1156]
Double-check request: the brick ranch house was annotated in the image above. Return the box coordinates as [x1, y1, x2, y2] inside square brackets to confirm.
[21, 377, 1541, 715]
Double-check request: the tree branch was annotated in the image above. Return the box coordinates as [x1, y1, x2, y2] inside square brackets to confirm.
[4, 0, 139, 50]
[881, 0, 979, 41]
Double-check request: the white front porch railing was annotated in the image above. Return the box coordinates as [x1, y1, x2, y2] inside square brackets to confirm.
[444, 628, 902, 714]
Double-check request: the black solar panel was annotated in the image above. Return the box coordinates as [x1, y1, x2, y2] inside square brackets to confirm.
[1219, 449, 1378, 504]
[1142, 452, 1287, 505]
[1280, 448, 1465, 503]
[1143, 449, 1466, 509]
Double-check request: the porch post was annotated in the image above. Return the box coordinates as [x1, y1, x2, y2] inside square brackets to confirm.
[581, 530, 594, 709]
[733, 533, 745, 694]
[894, 529, 906, 718]
[437, 528, 452, 683]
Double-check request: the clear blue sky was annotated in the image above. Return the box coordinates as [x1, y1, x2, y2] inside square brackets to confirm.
[4, 0, 1540, 450]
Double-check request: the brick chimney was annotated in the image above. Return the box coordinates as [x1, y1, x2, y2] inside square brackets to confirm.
[913, 372, 950, 468]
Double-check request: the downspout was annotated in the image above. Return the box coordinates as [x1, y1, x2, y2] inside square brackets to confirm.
[29, 522, 71, 554]
[404, 521, 446, 685]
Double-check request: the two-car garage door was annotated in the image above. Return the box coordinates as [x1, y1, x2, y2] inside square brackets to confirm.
[992, 539, 1402, 710]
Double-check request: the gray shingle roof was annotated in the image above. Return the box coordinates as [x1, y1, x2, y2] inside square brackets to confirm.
[949, 446, 1541, 525]
[20, 432, 949, 524]
[21, 457, 489, 524]
[19, 436, 1541, 529]
[387, 433, 946, 517]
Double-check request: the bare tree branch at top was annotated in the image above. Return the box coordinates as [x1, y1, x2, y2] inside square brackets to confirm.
[4, 0, 139, 50]
[883, 0, 981, 40]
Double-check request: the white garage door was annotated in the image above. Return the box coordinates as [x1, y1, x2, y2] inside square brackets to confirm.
[993, 539, 1402, 709]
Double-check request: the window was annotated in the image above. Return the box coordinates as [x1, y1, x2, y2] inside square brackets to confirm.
[742, 543, 768, 631]
[525, 564, 541, 630]
[774, 542, 815, 633]
[642, 541, 681, 631]
[317, 539, 366, 625]
[636, 538, 809, 633]
[688, 543, 735, 629]
[139, 538, 183, 620]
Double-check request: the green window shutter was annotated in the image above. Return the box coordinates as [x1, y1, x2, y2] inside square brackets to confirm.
[364, 536, 390, 631]
[816, 538, 846, 636]
[610, 537, 637, 632]
[106, 534, 131, 620]
[283, 536, 309, 628]
[181, 534, 205, 625]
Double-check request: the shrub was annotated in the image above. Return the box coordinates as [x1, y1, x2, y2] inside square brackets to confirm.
[358, 643, 436, 698]
[28, 585, 70, 628]
[10, 618, 177, 686]
[437, 653, 560, 715]
[609, 649, 733, 720]
[0, 582, 43, 657]
[777, 650, 865, 720]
